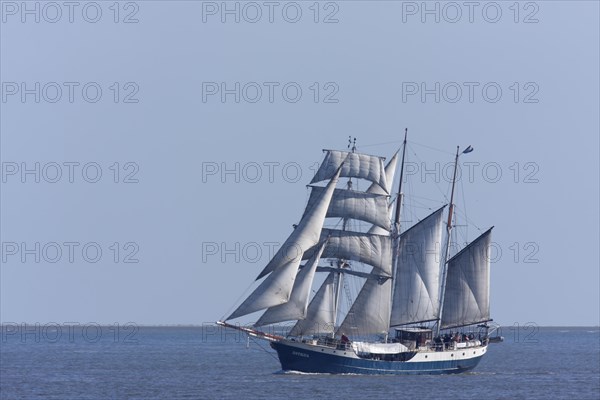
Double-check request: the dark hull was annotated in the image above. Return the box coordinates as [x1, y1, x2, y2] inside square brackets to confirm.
[271, 341, 484, 375]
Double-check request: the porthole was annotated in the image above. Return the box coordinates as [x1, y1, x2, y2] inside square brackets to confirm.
[425, 355, 428, 358]
[451, 354, 454, 357]
[473, 351, 476, 354]
[462, 353, 465, 356]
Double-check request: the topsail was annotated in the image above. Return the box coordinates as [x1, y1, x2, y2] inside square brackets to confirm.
[303, 229, 393, 276]
[304, 187, 391, 230]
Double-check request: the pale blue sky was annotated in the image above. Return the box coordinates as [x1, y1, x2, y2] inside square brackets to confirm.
[1, 1, 598, 326]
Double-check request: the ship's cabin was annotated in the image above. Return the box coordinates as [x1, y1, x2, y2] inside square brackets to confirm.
[394, 327, 432, 349]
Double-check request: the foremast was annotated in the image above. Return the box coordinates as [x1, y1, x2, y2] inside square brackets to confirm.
[331, 137, 357, 337]
[329, 130, 409, 339]
[333, 136, 399, 338]
[222, 142, 394, 338]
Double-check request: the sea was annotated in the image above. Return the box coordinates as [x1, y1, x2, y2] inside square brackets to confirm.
[1, 325, 598, 399]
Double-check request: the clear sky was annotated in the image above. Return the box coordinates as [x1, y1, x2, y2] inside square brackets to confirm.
[1, 1, 598, 327]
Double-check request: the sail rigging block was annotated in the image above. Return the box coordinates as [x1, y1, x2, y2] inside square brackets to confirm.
[310, 150, 389, 193]
[440, 228, 493, 329]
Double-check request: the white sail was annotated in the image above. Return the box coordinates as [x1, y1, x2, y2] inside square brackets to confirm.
[288, 273, 337, 337]
[304, 229, 392, 276]
[256, 167, 342, 280]
[390, 206, 446, 326]
[226, 257, 303, 320]
[254, 241, 327, 327]
[304, 187, 390, 230]
[336, 274, 392, 337]
[441, 228, 493, 329]
[367, 150, 398, 196]
[366, 150, 398, 235]
[310, 150, 389, 193]
[368, 202, 394, 236]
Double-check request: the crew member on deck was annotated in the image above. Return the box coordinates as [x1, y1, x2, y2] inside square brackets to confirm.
[341, 333, 350, 343]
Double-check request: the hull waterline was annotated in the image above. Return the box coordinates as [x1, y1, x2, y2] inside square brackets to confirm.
[270, 340, 486, 375]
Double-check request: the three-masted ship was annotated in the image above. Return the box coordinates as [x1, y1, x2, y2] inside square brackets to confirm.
[217, 131, 500, 375]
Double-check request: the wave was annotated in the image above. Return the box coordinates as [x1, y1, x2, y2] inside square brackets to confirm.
[274, 370, 362, 376]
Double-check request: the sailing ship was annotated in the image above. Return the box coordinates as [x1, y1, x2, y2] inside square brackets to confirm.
[217, 131, 501, 375]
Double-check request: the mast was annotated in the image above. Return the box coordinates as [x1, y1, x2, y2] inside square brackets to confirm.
[391, 128, 408, 280]
[334, 148, 400, 338]
[332, 267, 344, 337]
[386, 129, 408, 337]
[333, 136, 356, 336]
[436, 145, 472, 337]
[394, 128, 408, 231]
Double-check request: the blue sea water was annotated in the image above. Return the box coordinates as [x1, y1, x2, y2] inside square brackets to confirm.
[0, 326, 598, 399]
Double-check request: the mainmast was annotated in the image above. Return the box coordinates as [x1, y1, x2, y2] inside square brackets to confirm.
[394, 128, 408, 232]
[391, 129, 408, 279]
[387, 129, 408, 337]
[436, 145, 473, 337]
